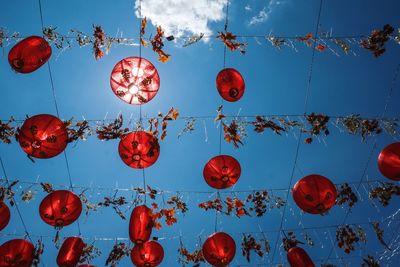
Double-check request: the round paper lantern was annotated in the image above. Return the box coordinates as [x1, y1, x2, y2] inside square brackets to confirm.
[17, 114, 68, 159]
[0, 239, 34, 267]
[129, 205, 153, 244]
[202, 232, 236, 267]
[203, 155, 241, 189]
[119, 131, 160, 169]
[8, 36, 51, 74]
[292, 174, 337, 215]
[287, 247, 315, 267]
[130, 241, 164, 267]
[378, 142, 400, 181]
[0, 202, 10, 231]
[216, 68, 245, 102]
[110, 57, 160, 105]
[57, 237, 85, 267]
[39, 190, 82, 228]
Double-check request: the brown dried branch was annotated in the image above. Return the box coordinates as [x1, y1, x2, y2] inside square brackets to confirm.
[65, 119, 92, 143]
[105, 242, 130, 267]
[336, 183, 358, 208]
[361, 24, 394, 57]
[0, 117, 15, 144]
[372, 222, 390, 250]
[217, 31, 246, 54]
[369, 183, 400, 206]
[96, 114, 129, 141]
[241, 234, 264, 262]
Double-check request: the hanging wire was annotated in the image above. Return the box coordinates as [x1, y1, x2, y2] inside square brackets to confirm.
[37, 0, 81, 236]
[271, 0, 324, 263]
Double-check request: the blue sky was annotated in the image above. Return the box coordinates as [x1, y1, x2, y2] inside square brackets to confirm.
[1, 0, 400, 266]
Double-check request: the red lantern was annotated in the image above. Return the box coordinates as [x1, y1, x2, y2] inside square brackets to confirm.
[292, 174, 337, 215]
[202, 232, 236, 267]
[0, 239, 34, 267]
[129, 205, 153, 244]
[57, 237, 85, 267]
[130, 241, 164, 267]
[378, 142, 400, 181]
[8, 36, 51, 73]
[203, 155, 241, 189]
[78, 265, 95, 267]
[110, 57, 160, 105]
[216, 68, 245, 102]
[39, 190, 82, 228]
[118, 131, 160, 169]
[17, 114, 68, 159]
[0, 202, 10, 231]
[287, 247, 315, 267]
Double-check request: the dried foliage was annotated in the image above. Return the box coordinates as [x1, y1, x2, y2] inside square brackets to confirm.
[251, 116, 286, 135]
[65, 119, 92, 143]
[372, 222, 390, 250]
[93, 25, 105, 59]
[40, 182, 54, 193]
[148, 107, 179, 140]
[282, 232, 304, 251]
[21, 189, 36, 202]
[80, 243, 102, 264]
[80, 191, 99, 215]
[178, 244, 204, 266]
[304, 113, 330, 144]
[336, 183, 358, 208]
[241, 234, 264, 262]
[217, 31, 246, 54]
[150, 26, 170, 63]
[362, 255, 380, 267]
[140, 17, 148, 47]
[338, 114, 382, 141]
[167, 195, 188, 214]
[298, 33, 314, 47]
[178, 118, 196, 138]
[223, 119, 246, 148]
[0, 118, 15, 144]
[32, 240, 44, 267]
[0, 180, 18, 206]
[105, 242, 130, 267]
[361, 24, 394, 57]
[199, 196, 250, 218]
[336, 225, 366, 254]
[369, 183, 400, 206]
[96, 114, 129, 141]
[98, 195, 128, 220]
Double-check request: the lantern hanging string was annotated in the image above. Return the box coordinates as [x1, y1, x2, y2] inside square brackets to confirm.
[271, 0, 324, 263]
[37, 0, 81, 237]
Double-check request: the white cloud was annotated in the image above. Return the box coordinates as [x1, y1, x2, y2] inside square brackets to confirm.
[248, 0, 283, 26]
[244, 5, 252, 11]
[135, 0, 227, 40]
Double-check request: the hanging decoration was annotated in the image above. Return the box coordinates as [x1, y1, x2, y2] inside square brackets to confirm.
[130, 240, 164, 267]
[39, 190, 82, 229]
[241, 234, 270, 262]
[16, 114, 68, 159]
[216, 68, 245, 102]
[369, 183, 400, 206]
[118, 131, 160, 169]
[286, 247, 315, 267]
[8, 36, 51, 73]
[292, 174, 337, 215]
[203, 155, 241, 189]
[336, 183, 358, 208]
[0, 202, 10, 231]
[57, 237, 85, 267]
[336, 225, 367, 254]
[129, 205, 153, 245]
[105, 242, 130, 266]
[0, 239, 35, 267]
[110, 57, 160, 105]
[202, 232, 236, 267]
[378, 142, 400, 181]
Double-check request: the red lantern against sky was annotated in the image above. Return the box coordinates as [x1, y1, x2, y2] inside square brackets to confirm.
[202, 232, 236, 267]
[0, 202, 10, 231]
[57, 237, 85, 267]
[378, 142, 400, 181]
[216, 68, 245, 102]
[17, 114, 68, 159]
[130, 240, 164, 267]
[287, 247, 315, 267]
[39, 190, 82, 228]
[8, 36, 52, 73]
[119, 131, 160, 169]
[110, 57, 160, 105]
[129, 205, 153, 244]
[203, 155, 241, 189]
[292, 174, 337, 215]
[0, 239, 34, 267]
[78, 265, 95, 267]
